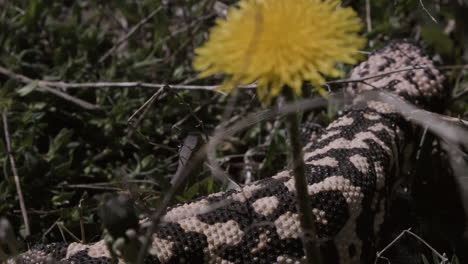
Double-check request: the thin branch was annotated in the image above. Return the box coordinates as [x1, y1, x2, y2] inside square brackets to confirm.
[375, 228, 448, 264]
[437, 64, 468, 70]
[60, 184, 121, 191]
[56, 222, 67, 242]
[370, 91, 468, 153]
[2, 110, 30, 237]
[57, 221, 81, 242]
[55, 80, 233, 91]
[419, 0, 438, 23]
[153, 13, 215, 50]
[452, 86, 468, 101]
[365, 0, 373, 47]
[0, 66, 236, 92]
[0, 66, 100, 111]
[14, 208, 65, 215]
[365, 0, 372, 33]
[79, 198, 86, 243]
[326, 65, 430, 84]
[127, 87, 166, 124]
[40, 85, 100, 111]
[98, 6, 164, 63]
[1, 66, 444, 90]
[42, 219, 60, 240]
[426, 112, 468, 127]
[1, 64, 466, 96]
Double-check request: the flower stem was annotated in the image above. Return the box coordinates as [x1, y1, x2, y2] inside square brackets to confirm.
[283, 88, 323, 264]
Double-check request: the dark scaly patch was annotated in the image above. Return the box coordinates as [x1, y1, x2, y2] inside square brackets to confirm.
[312, 191, 350, 237]
[156, 222, 208, 259]
[196, 200, 252, 228]
[158, 228, 208, 263]
[215, 225, 282, 263]
[65, 249, 113, 264]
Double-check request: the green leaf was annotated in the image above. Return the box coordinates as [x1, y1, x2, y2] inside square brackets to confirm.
[173, 65, 185, 80]
[451, 255, 460, 264]
[421, 26, 454, 56]
[51, 191, 75, 206]
[177, 177, 215, 202]
[17, 81, 38, 96]
[46, 128, 74, 161]
[132, 58, 162, 69]
[421, 255, 430, 264]
[141, 155, 155, 169]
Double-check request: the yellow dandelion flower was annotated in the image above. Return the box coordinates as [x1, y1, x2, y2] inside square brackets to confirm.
[193, 0, 366, 103]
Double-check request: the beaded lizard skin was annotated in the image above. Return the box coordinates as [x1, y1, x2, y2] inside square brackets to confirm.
[7, 41, 446, 263]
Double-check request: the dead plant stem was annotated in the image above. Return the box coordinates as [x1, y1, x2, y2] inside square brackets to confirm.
[2, 110, 30, 237]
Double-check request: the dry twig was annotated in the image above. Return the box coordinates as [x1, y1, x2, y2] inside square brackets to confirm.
[127, 86, 166, 125]
[326, 65, 430, 84]
[0, 66, 100, 111]
[419, 0, 438, 23]
[98, 6, 164, 63]
[375, 228, 448, 264]
[365, 0, 373, 47]
[153, 13, 215, 50]
[453, 86, 468, 101]
[1, 64, 466, 95]
[2, 110, 30, 237]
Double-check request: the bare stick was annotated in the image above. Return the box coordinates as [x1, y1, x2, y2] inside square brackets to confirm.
[0, 66, 100, 111]
[452, 86, 468, 101]
[437, 64, 468, 70]
[153, 13, 215, 49]
[326, 65, 429, 84]
[42, 220, 58, 240]
[2, 110, 30, 237]
[365, 0, 373, 47]
[79, 196, 86, 243]
[127, 87, 165, 123]
[56, 221, 67, 242]
[39, 86, 100, 111]
[57, 221, 81, 242]
[375, 228, 448, 264]
[1, 64, 466, 94]
[332, 64, 468, 85]
[98, 6, 164, 63]
[365, 0, 372, 33]
[60, 184, 120, 191]
[419, 0, 438, 23]
[45, 80, 236, 92]
[375, 92, 468, 149]
[0, 66, 234, 92]
[0, 63, 463, 112]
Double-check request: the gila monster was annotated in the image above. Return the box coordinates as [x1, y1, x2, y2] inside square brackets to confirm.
[6, 41, 446, 263]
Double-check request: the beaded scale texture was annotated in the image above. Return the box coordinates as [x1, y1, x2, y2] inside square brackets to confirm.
[8, 41, 446, 264]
